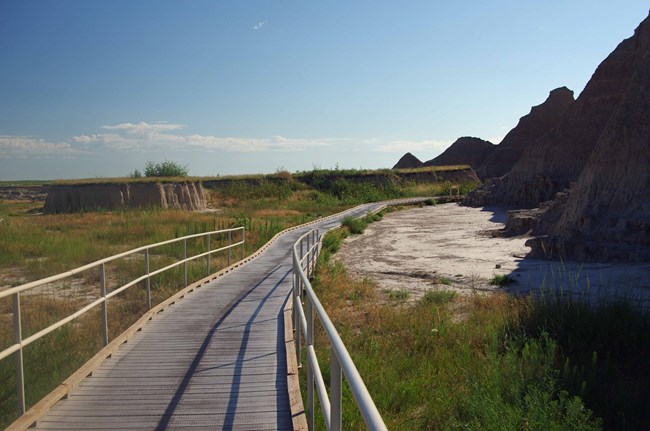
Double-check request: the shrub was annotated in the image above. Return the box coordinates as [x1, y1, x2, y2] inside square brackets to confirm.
[127, 169, 142, 178]
[490, 274, 512, 286]
[144, 160, 189, 177]
[341, 216, 367, 234]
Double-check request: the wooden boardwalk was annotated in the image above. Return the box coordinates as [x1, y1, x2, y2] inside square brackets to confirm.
[31, 203, 385, 430]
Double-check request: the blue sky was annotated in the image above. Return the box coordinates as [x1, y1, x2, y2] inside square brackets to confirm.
[0, 1, 647, 180]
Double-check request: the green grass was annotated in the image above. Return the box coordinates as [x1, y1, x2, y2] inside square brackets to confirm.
[0, 167, 478, 427]
[490, 274, 513, 286]
[388, 289, 410, 301]
[423, 198, 436, 206]
[301, 240, 650, 430]
[423, 290, 456, 304]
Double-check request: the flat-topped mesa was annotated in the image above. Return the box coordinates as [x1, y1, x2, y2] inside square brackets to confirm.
[476, 87, 575, 180]
[423, 137, 495, 171]
[392, 152, 423, 169]
[465, 12, 648, 209]
[44, 181, 207, 214]
[527, 14, 650, 262]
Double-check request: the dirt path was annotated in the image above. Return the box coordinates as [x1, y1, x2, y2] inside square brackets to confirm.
[335, 204, 650, 305]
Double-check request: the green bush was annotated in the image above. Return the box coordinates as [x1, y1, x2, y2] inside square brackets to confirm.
[144, 160, 189, 177]
[341, 216, 367, 234]
[490, 274, 512, 286]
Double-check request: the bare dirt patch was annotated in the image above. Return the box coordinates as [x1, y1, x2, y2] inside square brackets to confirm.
[335, 204, 650, 305]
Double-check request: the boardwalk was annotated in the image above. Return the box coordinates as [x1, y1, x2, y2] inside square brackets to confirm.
[31, 203, 386, 430]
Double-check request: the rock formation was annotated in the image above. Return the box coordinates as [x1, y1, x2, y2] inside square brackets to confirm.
[392, 152, 423, 169]
[476, 87, 575, 180]
[44, 182, 207, 214]
[465, 13, 649, 209]
[525, 14, 650, 261]
[423, 137, 495, 171]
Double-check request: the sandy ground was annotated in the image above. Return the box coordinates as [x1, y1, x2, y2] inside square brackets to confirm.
[334, 204, 650, 305]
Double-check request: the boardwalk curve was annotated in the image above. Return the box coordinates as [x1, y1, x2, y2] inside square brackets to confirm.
[23, 201, 394, 430]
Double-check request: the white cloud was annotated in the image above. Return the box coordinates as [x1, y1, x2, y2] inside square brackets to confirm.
[72, 134, 99, 144]
[253, 20, 267, 30]
[374, 139, 452, 153]
[0, 136, 85, 158]
[80, 122, 336, 153]
[100, 122, 184, 133]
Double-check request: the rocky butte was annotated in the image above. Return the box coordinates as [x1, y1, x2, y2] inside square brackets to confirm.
[475, 87, 575, 180]
[525, 14, 650, 262]
[392, 152, 423, 169]
[467, 14, 650, 210]
[423, 137, 495, 172]
[465, 13, 650, 262]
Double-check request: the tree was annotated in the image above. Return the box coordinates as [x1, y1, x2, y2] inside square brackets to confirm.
[143, 160, 189, 177]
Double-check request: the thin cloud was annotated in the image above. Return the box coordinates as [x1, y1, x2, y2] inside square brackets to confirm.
[0, 136, 85, 158]
[76, 122, 336, 152]
[374, 139, 452, 153]
[100, 122, 184, 133]
[253, 20, 267, 30]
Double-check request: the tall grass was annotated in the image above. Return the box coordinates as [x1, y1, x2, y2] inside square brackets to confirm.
[0, 171, 476, 427]
[301, 230, 649, 430]
[0, 193, 325, 427]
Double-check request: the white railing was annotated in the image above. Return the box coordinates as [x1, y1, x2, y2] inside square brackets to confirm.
[292, 228, 387, 431]
[0, 226, 245, 416]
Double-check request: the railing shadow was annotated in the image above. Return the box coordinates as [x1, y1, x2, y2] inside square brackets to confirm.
[156, 265, 290, 429]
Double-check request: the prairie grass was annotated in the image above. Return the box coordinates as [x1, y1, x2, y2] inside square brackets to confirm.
[0, 170, 474, 427]
[0, 189, 331, 427]
[301, 230, 649, 430]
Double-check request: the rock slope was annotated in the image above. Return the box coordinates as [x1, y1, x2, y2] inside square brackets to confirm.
[392, 152, 423, 169]
[526, 15, 650, 261]
[423, 137, 495, 171]
[476, 87, 575, 180]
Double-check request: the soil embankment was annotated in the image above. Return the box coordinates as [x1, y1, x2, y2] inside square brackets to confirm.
[44, 182, 207, 214]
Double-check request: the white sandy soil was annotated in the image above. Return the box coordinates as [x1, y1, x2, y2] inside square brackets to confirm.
[334, 204, 650, 305]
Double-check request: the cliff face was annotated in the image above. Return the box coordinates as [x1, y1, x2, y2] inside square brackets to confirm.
[526, 15, 650, 261]
[392, 152, 423, 169]
[465, 14, 647, 209]
[423, 137, 495, 171]
[476, 87, 575, 180]
[44, 182, 207, 214]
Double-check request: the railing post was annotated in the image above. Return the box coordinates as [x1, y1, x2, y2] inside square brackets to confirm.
[311, 230, 317, 275]
[300, 238, 304, 274]
[330, 348, 342, 431]
[306, 294, 314, 430]
[145, 248, 151, 310]
[228, 230, 232, 266]
[12, 292, 25, 416]
[241, 227, 245, 261]
[206, 234, 211, 276]
[100, 263, 109, 346]
[183, 239, 187, 288]
[305, 233, 311, 278]
[293, 257, 301, 366]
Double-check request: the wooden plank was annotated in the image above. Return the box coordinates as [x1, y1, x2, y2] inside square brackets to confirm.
[9, 201, 394, 431]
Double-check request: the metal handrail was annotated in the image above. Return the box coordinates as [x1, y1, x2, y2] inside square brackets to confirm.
[0, 226, 245, 416]
[292, 228, 387, 431]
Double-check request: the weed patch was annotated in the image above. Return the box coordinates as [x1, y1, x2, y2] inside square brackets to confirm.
[490, 274, 513, 286]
